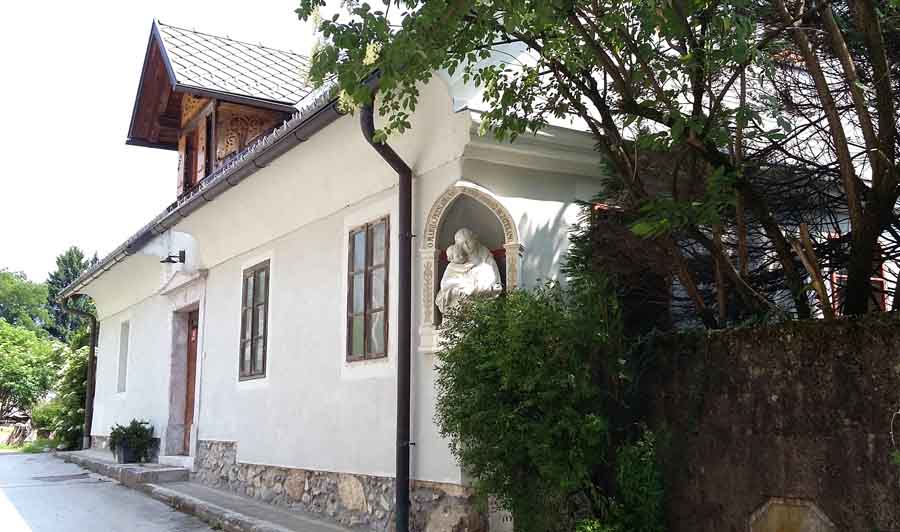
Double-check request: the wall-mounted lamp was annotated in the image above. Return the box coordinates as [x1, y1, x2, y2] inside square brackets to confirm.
[160, 250, 186, 264]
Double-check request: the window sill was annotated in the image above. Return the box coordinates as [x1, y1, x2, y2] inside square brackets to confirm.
[346, 354, 388, 363]
[236, 374, 269, 390]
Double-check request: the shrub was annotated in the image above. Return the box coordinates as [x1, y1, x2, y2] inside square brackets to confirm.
[49, 345, 88, 449]
[30, 400, 62, 431]
[609, 429, 665, 532]
[109, 420, 155, 462]
[435, 276, 664, 532]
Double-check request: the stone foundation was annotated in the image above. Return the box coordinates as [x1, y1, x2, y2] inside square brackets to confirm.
[194, 440, 485, 531]
[91, 435, 110, 451]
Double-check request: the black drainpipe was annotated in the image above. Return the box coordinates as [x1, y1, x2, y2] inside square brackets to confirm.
[360, 102, 413, 532]
[59, 294, 98, 450]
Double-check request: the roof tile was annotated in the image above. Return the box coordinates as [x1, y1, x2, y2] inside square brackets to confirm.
[156, 21, 313, 106]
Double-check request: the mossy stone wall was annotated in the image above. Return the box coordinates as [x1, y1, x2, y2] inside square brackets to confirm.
[643, 313, 900, 531]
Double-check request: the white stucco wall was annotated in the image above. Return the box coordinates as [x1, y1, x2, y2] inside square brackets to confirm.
[92, 294, 172, 439]
[84, 77, 605, 485]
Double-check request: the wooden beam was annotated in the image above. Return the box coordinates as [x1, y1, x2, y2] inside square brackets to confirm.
[149, 79, 173, 143]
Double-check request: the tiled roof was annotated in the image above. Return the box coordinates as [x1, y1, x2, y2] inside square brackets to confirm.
[156, 21, 313, 106]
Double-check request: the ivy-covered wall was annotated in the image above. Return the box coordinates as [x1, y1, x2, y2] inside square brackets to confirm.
[643, 313, 900, 531]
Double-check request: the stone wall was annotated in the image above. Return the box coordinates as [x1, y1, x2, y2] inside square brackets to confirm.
[194, 440, 485, 532]
[643, 313, 900, 531]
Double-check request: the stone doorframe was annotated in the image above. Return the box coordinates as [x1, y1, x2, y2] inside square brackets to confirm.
[419, 181, 523, 341]
[165, 303, 200, 457]
[160, 270, 207, 460]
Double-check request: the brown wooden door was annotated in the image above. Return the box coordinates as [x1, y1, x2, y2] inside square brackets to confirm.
[184, 310, 199, 454]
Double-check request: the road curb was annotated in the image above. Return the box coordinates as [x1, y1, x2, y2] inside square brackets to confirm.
[140, 483, 296, 532]
[55, 451, 188, 487]
[53, 452, 294, 532]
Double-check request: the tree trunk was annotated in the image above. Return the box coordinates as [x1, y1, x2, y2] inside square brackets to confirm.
[842, 218, 879, 315]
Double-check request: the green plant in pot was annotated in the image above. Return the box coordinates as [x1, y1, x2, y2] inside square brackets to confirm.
[108, 420, 155, 464]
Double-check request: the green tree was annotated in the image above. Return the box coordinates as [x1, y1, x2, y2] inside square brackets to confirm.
[297, 0, 900, 322]
[0, 319, 61, 418]
[0, 270, 52, 333]
[46, 246, 97, 341]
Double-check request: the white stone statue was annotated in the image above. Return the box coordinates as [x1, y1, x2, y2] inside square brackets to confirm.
[435, 228, 503, 315]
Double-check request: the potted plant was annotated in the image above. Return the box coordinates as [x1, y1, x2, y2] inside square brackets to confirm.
[108, 420, 155, 464]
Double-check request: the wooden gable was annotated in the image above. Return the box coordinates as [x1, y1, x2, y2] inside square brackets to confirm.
[126, 31, 182, 150]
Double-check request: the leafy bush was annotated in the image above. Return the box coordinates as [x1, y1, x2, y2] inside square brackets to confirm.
[608, 429, 665, 532]
[109, 420, 155, 462]
[49, 345, 88, 449]
[435, 276, 664, 532]
[30, 400, 62, 431]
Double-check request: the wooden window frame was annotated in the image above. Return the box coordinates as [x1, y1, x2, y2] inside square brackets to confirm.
[347, 217, 390, 362]
[183, 131, 198, 190]
[181, 103, 217, 195]
[239, 260, 270, 380]
[204, 111, 216, 178]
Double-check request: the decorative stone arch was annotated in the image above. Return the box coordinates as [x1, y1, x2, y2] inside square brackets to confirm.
[420, 181, 524, 329]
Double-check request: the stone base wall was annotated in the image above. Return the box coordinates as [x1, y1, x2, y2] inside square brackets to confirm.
[91, 435, 110, 451]
[194, 440, 485, 532]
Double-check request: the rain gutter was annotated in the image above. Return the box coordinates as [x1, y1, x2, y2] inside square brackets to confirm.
[360, 83, 413, 532]
[58, 86, 342, 301]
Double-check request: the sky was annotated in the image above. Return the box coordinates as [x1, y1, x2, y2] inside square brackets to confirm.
[0, 1, 321, 282]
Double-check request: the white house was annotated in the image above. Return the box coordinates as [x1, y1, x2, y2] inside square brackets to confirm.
[58, 20, 604, 531]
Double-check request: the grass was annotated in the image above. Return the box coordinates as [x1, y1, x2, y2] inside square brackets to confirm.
[20, 437, 61, 454]
[0, 442, 21, 453]
[0, 427, 19, 453]
[0, 427, 61, 454]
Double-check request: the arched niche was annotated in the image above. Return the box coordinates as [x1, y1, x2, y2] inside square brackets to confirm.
[420, 182, 523, 331]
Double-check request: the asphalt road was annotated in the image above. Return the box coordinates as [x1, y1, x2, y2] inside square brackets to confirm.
[0, 452, 212, 532]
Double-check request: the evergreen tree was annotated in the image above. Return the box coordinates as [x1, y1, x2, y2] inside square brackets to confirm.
[46, 247, 97, 341]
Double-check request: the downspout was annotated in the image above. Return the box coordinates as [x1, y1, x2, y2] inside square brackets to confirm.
[59, 294, 98, 450]
[360, 102, 413, 532]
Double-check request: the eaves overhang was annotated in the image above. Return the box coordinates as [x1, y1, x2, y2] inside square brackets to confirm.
[127, 20, 310, 151]
[59, 84, 341, 301]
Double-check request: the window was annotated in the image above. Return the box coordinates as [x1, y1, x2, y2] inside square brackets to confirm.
[117, 321, 130, 393]
[347, 217, 389, 361]
[239, 261, 270, 379]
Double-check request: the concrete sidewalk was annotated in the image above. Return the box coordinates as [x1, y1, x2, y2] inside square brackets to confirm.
[0, 453, 211, 532]
[141, 481, 352, 532]
[53, 450, 351, 532]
